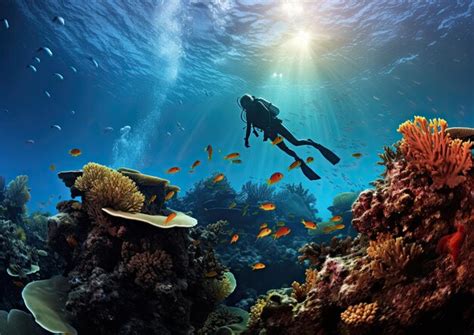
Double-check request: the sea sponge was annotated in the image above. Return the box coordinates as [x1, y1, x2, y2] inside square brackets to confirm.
[340, 302, 378, 326]
[74, 163, 145, 221]
[4, 175, 30, 209]
[367, 234, 422, 281]
[398, 116, 472, 189]
[21, 275, 77, 335]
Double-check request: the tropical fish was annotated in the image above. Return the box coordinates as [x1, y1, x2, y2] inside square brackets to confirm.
[37, 46, 53, 56]
[88, 56, 99, 68]
[70, 66, 77, 73]
[149, 194, 157, 204]
[26, 64, 37, 72]
[52, 16, 65, 25]
[302, 219, 317, 230]
[165, 212, 177, 224]
[267, 172, 284, 185]
[230, 234, 239, 244]
[260, 223, 268, 229]
[205, 271, 218, 278]
[69, 148, 81, 157]
[224, 152, 240, 160]
[33, 57, 40, 63]
[334, 223, 345, 230]
[271, 136, 283, 145]
[165, 191, 175, 201]
[259, 202, 276, 211]
[306, 157, 314, 164]
[191, 160, 201, 169]
[49, 164, 56, 171]
[213, 173, 225, 183]
[372, 96, 380, 101]
[352, 153, 362, 158]
[277, 221, 286, 227]
[330, 215, 343, 222]
[274, 226, 291, 239]
[323, 226, 337, 234]
[231, 159, 242, 164]
[257, 228, 272, 239]
[166, 167, 180, 174]
[44, 90, 51, 98]
[54, 73, 64, 80]
[228, 202, 237, 209]
[3, 19, 9, 29]
[288, 160, 301, 171]
[51, 124, 62, 131]
[252, 263, 266, 270]
[205, 145, 213, 160]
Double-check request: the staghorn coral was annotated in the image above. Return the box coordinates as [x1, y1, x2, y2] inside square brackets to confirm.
[367, 234, 422, 282]
[74, 163, 145, 222]
[340, 302, 378, 326]
[125, 249, 173, 292]
[398, 116, 472, 189]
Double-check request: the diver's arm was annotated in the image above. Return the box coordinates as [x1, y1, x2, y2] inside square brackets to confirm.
[245, 119, 251, 147]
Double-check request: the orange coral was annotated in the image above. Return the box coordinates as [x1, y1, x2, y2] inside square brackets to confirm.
[398, 116, 472, 189]
[341, 302, 378, 326]
[291, 269, 318, 302]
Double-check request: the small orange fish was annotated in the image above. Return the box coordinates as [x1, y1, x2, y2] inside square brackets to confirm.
[288, 160, 302, 171]
[49, 164, 56, 171]
[271, 136, 283, 145]
[165, 191, 175, 201]
[213, 173, 225, 183]
[205, 270, 218, 278]
[259, 202, 276, 211]
[12, 280, 24, 288]
[224, 152, 240, 160]
[323, 226, 337, 234]
[334, 223, 345, 230]
[69, 148, 81, 157]
[205, 145, 213, 160]
[252, 262, 266, 270]
[267, 172, 283, 185]
[274, 226, 291, 239]
[260, 223, 268, 229]
[352, 153, 362, 158]
[302, 219, 317, 230]
[148, 194, 157, 204]
[330, 215, 343, 222]
[165, 212, 177, 224]
[230, 234, 239, 244]
[306, 157, 314, 164]
[166, 167, 180, 174]
[257, 228, 272, 239]
[191, 160, 201, 169]
[66, 235, 78, 248]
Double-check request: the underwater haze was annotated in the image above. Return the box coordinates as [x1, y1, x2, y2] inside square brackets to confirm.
[0, 1, 474, 334]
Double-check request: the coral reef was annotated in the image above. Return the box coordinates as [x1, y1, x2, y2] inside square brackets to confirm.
[246, 117, 474, 335]
[43, 164, 230, 334]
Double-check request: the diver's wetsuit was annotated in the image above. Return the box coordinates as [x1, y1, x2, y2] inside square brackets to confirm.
[244, 100, 317, 162]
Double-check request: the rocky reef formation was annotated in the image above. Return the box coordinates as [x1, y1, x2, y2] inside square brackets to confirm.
[20, 163, 233, 334]
[246, 117, 474, 334]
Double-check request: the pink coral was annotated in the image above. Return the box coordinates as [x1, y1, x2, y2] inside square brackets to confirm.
[398, 116, 472, 189]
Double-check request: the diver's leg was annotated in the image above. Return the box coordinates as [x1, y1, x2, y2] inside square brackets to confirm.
[275, 123, 313, 146]
[275, 140, 300, 160]
[276, 141, 321, 180]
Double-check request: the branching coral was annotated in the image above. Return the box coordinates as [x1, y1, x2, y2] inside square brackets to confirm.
[74, 163, 145, 222]
[367, 234, 422, 281]
[247, 297, 267, 330]
[340, 302, 378, 326]
[398, 116, 472, 189]
[125, 250, 173, 291]
[4, 175, 30, 209]
[291, 269, 318, 302]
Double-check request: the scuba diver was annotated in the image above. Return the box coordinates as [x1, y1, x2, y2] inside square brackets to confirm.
[238, 94, 340, 181]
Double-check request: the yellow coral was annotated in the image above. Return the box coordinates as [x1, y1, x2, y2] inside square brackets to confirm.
[74, 163, 145, 222]
[367, 234, 422, 280]
[205, 271, 236, 302]
[341, 302, 378, 326]
[398, 116, 472, 189]
[247, 297, 267, 329]
[291, 269, 318, 302]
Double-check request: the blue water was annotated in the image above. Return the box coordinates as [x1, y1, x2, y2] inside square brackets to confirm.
[0, 0, 473, 220]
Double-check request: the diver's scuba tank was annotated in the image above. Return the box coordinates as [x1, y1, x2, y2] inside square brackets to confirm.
[253, 96, 280, 117]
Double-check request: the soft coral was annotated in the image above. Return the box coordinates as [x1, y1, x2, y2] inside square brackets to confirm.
[437, 223, 466, 263]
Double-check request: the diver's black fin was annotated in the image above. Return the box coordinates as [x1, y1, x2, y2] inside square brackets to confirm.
[311, 141, 340, 165]
[300, 163, 321, 181]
